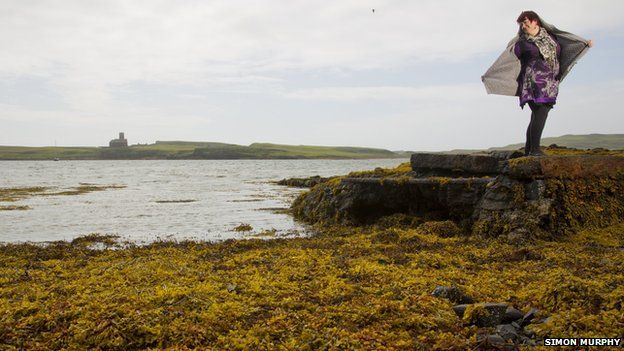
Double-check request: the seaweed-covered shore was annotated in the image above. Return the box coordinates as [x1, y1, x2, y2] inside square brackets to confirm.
[1, 154, 624, 350]
[1, 224, 623, 350]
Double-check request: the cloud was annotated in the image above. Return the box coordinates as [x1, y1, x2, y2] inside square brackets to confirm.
[1, 0, 622, 80]
[1, 1, 623, 147]
[278, 79, 624, 151]
[284, 84, 482, 101]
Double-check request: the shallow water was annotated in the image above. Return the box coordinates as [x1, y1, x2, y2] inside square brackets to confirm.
[0, 159, 405, 243]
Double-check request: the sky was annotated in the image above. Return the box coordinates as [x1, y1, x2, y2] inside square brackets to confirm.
[1, 0, 623, 151]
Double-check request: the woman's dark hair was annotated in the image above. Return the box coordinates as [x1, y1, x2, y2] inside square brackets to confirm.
[517, 11, 542, 26]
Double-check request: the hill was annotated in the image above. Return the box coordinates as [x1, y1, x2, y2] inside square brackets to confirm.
[491, 133, 624, 151]
[0, 141, 403, 160]
[2, 134, 620, 160]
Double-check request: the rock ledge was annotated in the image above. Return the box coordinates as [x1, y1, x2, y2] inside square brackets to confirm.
[292, 152, 624, 240]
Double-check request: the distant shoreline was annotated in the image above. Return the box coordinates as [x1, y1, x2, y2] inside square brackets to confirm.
[2, 133, 622, 160]
[0, 156, 408, 161]
[0, 141, 409, 161]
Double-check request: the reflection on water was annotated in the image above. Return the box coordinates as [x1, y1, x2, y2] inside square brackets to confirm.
[0, 159, 405, 243]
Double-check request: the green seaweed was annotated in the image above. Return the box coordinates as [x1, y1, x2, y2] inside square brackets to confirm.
[0, 205, 31, 211]
[155, 199, 197, 204]
[0, 187, 49, 202]
[233, 224, 254, 232]
[1, 223, 622, 349]
[45, 184, 126, 196]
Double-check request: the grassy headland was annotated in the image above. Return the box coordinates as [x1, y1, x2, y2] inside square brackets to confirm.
[0, 141, 402, 160]
[442, 133, 624, 154]
[492, 133, 624, 151]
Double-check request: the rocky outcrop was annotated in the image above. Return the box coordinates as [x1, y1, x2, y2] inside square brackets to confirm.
[292, 176, 493, 226]
[473, 155, 624, 241]
[410, 151, 522, 177]
[276, 176, 330, 188]
[291, 151, 624, 240]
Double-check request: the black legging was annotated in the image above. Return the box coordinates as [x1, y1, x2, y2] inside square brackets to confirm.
[524, 102, 553, 155]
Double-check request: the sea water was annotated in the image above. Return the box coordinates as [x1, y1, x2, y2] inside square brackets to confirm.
[0, 159, 404, 243]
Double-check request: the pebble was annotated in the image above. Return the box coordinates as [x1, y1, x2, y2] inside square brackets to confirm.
[503, 306, 524, 323]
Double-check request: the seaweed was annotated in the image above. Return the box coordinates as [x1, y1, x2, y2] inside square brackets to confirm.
[233, 224, 254, 232]
[0, 186, 49, 202]
[0, 205, 31, 211]
[45, 184, 126, 196]
[1, 223, 623, 349]
[155, 199, 197, 204]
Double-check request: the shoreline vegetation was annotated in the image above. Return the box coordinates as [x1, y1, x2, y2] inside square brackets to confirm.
[2, 155, 623, 349]
[0, 185, 126, 211]
[1, 223, 622, 349]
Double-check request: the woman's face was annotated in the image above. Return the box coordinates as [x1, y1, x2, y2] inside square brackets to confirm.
[520, 18, 540, 36]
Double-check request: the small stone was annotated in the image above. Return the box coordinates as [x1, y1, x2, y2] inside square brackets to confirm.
[524, 328, 536, 338]
[525, 180, 546, 200]
[488, 335, 505, 344]
[503, 306, 524, 323]
[452, 304, 468, 318]
[463, 303, 508, 327]
[431, 285, 474, 304]
[519, 335, 536, 346]
[521, 307, 538, 326]
[508, 150, 525, 159]
[496, 324, 519, 343]
[476, 334, 512, 350]
[226, 283, 237, 293]
[536, 316, 551, 324]
[431, 285, 448, 297]
[477, 334, 505, 344]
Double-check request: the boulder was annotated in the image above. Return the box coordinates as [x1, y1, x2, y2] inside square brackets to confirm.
[454, 303, 508, 327]
[452, 304, 468, 318]
[503, 306, 524, 323]
[496, 324, 520, 343]
[431, 286, 474, 304]
[521, 308, 539, 326]
[410, 152, 515, 177]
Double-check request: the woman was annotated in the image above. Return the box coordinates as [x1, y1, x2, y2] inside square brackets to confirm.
[482, 11, 592, 156]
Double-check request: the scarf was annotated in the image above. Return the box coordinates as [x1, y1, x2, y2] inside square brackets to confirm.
[526, 27, 558, 70]
[482, 17, 590, 96]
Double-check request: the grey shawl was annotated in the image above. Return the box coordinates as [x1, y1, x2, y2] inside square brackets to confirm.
[481, 16, 590, 96]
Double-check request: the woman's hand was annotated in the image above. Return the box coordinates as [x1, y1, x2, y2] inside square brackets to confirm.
[587, 39, 593, 48]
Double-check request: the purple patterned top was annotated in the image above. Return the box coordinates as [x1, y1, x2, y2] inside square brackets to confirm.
[514, 35, 561, 108]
